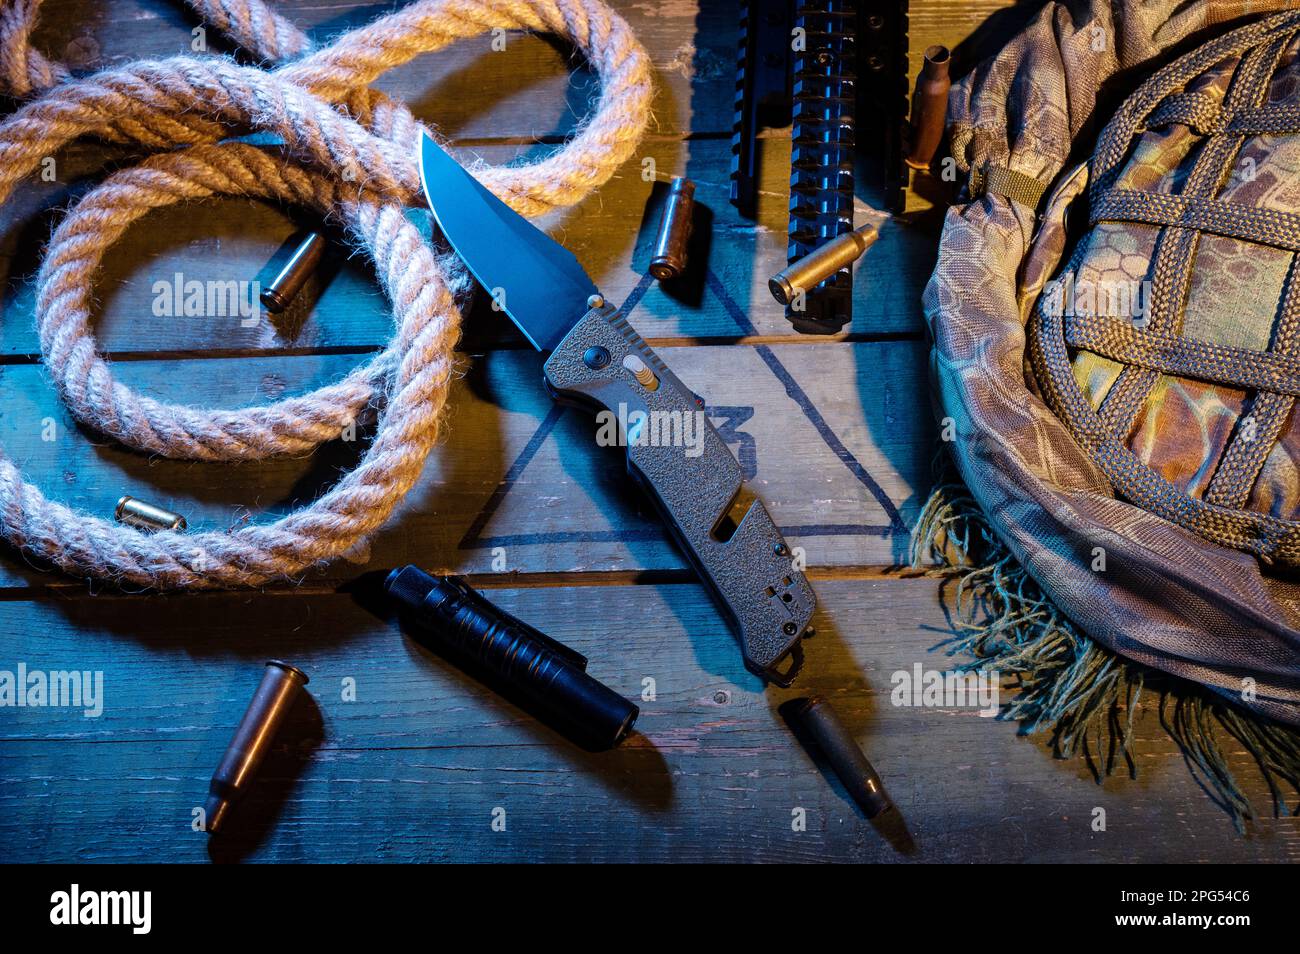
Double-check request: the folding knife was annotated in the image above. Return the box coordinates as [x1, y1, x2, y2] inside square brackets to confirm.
[418, 134, 816, 685]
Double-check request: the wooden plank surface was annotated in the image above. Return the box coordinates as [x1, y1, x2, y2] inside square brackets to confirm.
[2, 580, 1295, 863]
[0, 140, 932, 354]
[3, 0, 948, 351]
[3, 0, 1294, 864]
[28, 0, 742, 141]
[0, 339, 927, 589]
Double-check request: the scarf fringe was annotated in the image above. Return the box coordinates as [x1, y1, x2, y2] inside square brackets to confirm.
[909, 480, 1300, 830]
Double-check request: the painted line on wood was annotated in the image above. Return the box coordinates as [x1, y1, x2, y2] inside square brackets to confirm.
[460, 267, 909, 551]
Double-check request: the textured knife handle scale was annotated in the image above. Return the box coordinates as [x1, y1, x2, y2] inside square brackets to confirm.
[543, 305, 816, 684]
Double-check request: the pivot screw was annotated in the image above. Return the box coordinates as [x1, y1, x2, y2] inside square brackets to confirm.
[583, 346, 611, 370]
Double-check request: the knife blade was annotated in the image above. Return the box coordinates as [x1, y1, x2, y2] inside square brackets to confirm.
[417, 132, 816, 685]
[418, 135, 597, 351]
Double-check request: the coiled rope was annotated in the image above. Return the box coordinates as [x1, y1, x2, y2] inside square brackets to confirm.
[0, 0, 653, 587]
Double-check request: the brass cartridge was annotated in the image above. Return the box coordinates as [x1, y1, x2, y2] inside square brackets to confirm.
[114, 496, 186, 532]
[648, 178, 696, 281]
[768, 225, 879, 306]
[260, 231, 326, 313]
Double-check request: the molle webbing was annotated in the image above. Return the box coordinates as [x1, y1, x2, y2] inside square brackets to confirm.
[1031, 11, 1300, 565]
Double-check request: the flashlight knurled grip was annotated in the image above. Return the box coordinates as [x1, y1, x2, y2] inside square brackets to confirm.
[385, 566, 638, 749]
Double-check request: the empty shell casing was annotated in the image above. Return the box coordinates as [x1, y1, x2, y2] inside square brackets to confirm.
[769, 225, 879, 306]
[648, 177, 696, 281]
[203, 660, 309, 835]
[260, 230, 326, 313]
[793, 696, 892, 818]
[906, 45, 952, 170]
[114, 495, 186, 532]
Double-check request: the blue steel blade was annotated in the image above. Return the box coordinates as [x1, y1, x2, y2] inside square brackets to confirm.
[417, 133, 599, 352]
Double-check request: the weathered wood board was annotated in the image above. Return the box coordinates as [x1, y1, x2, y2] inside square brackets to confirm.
[3, 0, 961, 354]
[0, 339, 930, 590]
[1, 580, 1295, 863]
[4, 0, 1292, 864]
[29, 0, 739, 142]
[0, 141, 933, 356]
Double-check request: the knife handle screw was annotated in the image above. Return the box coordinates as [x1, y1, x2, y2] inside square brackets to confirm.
[622, 354, 658, 391]
[583, 346, 611, 370]
[587, 294, 606, 310]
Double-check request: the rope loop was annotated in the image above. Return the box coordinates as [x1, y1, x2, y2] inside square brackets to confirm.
[0, 0, 654, 587]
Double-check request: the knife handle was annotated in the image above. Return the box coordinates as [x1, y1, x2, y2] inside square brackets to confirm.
[543, 303, 815, 685]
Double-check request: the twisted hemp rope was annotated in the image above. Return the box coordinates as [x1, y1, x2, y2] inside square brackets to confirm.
[0, 0, 654, 588]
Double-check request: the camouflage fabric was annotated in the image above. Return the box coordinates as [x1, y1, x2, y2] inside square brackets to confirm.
[1032, 16, 1300, 563]
[926, 0, 1300, 727]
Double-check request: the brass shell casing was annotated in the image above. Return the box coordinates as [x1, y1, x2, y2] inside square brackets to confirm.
[203, 661, 310, 835]
[648, 178, 696, 281]
[114, 496, 187, 532]
[768, 225, 879, 306]
[905, 45, 952, 170]
[260, 231, 326, 313]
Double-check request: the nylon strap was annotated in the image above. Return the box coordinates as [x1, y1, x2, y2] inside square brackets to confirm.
[969, 161, 1048, 210]
[1092, 188, 1300, 251]
[1064, 314, 1300, 396]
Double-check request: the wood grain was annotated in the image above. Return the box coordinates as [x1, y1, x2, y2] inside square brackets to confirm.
[4, 0, 1284, 865]
[0, 0, 994, 350]
[0, 339, 930, 590]
[0, 581, 1294, 863]
[0, 140, 933, 354]
[27, 0, 735, 140]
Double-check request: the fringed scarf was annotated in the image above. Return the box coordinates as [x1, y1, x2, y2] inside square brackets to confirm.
[920, 1, 1300, 826]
